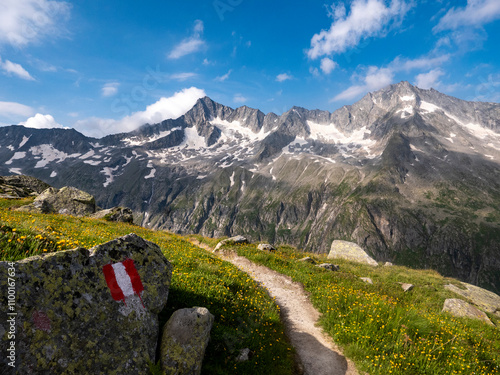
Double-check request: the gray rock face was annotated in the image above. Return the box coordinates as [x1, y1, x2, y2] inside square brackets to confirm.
[17, 186, 96, 216]
[328, 240, 378, 266]
[257, 244, 276, 252]
[442, 299, 493, 326]
[0, 175, 50, 198]
[214, 235, 249, 251]
[0, 233, 172, 374]
[444, 283, 500, 318]
[160, 307, 214, 375]
[91, 206, 134, 223]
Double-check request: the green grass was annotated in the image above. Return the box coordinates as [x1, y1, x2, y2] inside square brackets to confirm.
[0, 199, 295, 375]
[218, 242, 500, 375]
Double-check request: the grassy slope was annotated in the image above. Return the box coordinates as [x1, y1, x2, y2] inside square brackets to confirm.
[214, 242, 499, 375]
[0, 198, 295, 375]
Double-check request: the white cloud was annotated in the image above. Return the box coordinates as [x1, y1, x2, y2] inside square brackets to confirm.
[308, 0, 412, 59]
[101, 82, 120, 97]
[332, 53, 450, 101]
[0, 101, 34, 118]
[73, 87, 206, 137]
[168, 20, 206, 59]
[320, 57, 338, 74]
[415, 69, 444, 89]
[0, 57, 35, 80]
[215, 70, 232, 82]
[233, 94, 247, 104]
[0, 0, 71, 47]
[333, 66, 393, 101]
[276, 73, 293, 82]
[170, 72, 198, 81]
[20, 114, 64, 129]
[434, 0, 500, 31]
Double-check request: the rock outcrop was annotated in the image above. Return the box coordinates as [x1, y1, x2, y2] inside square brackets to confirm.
[17, 186, 96, 216]
[214, 235, 249, 251]
[161, 307, 214, 375]
[91, 207, 134, 224]
[442, 299, 493, 326]
[328, 240, 378, 266]
[0, 175, 50, 199]
[257, 244, 276, 252]
[444, 283, 500, 318]
[0, 233, 172, 374]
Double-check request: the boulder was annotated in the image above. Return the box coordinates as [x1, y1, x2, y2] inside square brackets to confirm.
[328, 240, 378, 266]
[444, 283, 500, 318]
[214, 235, 249, 251]
[316, 263, 340, 272]
[298, 257, 316, 264]
[90, 207, 134, 224]
[161, 307, 214, 375]
[442, 299, 493, 326]
[0, 233, 172, 374]
[384, 262, 394, 267]
[257, 244, 276, 252]
[17, 186, 96, 216]
[400, 283, 414, 292]
[236, 348, 251, 362]
[0, 175, 50, 199]
[360, 277, 374, 285]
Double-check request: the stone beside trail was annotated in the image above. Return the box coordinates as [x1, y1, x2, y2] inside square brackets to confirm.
[328, 240, 378, 266]
[161, 307, 214, 375]
[0, 233, 172, 374]
[213, 235, 249, 251]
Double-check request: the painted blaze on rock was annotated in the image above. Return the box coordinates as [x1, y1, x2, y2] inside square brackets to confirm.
[0, 233, 172, 375]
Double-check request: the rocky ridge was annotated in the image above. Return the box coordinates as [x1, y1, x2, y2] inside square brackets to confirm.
[0, 81, 499, 293]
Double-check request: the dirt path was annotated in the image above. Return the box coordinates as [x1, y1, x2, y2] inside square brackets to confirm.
[191, 241, 358, 375]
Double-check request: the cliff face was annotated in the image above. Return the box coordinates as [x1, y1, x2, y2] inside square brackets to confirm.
[1, 81, 499, 293]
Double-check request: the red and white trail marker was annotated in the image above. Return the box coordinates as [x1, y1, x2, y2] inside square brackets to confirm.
[103, 259, 145, 307]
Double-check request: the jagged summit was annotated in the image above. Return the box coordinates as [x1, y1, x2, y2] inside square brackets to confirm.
[1, 82, 499, 293]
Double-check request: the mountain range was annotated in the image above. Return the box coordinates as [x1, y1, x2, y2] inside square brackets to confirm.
[1, 81, 499, 293]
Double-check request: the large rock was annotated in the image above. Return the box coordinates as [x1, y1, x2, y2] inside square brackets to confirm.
[213, 235, 249, 251]
[17, 186, 96, 216]
[444, 283, 500, 318]
[161, 307, 214, 375]
[91, 207, 134, 224]
[0, 233, 172, 374]
[442, 299, 493, 326]
[0, 175, 50, 199]
[328, 240, 378, 266]
[257, 244, 276, 252]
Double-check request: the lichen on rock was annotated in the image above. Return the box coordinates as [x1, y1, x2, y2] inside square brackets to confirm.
[0, 233, 172, 374]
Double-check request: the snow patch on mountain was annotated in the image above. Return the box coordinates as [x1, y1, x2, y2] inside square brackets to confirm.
[5, 152, 26, 165]
[101, 166, 120, 187]
[29, 144, 79, 168]
[19, 135, 31, 148]
[210, 117, 269, 141]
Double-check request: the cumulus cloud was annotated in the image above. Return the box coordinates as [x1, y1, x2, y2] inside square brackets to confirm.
[415, 69, 445, 89]
[320, 58, 338, 74]
[19, 114, 64, 129]
[434, 0, 500, 31]
[215, 70, 232, 82]
[332, 53, 450, 101]
[333, 66, 393, 101]
[73, 87, 206, 137]
[170, 72, 198, 81]
[0, 0, 71, 47]
[0, 58, 35, 80]
[101, 82, 120, 97]
[168, 20, 206, 59]
[276, 73, 293, 82]
[308, 0, 412, 59]
[0, 101, 34, 119]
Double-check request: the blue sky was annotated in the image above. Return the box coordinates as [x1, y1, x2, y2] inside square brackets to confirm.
[0, 0, 499, 137]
